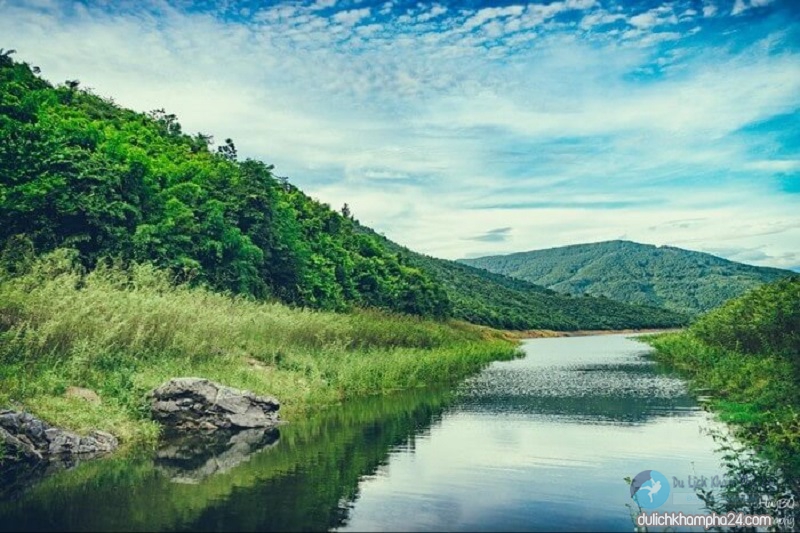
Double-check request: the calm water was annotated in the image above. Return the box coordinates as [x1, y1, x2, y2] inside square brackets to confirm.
[0, 334, 729, 532]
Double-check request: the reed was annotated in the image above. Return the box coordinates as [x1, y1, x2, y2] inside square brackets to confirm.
[0, 250, 519, 446]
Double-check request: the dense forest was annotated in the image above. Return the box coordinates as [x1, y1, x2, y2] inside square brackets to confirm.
[0, 54, 686, 331]
[462, 240, 793, 315]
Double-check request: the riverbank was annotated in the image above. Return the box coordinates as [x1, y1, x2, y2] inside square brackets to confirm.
[503, 327, 683, 339]
[0, 252, 520, 449]
[640, 277, 799, 477]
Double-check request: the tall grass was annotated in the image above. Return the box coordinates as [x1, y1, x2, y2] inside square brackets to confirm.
[0, 250, 519, 446]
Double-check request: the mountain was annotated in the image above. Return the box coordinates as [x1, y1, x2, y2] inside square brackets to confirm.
[362, 230, 689, 330]
[0, 54, 686, 330]
[461, 240, 793, 315]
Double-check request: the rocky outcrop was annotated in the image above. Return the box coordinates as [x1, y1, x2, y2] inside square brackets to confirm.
[0, 411, 118, 500]
[149, 378, 281, 431]
[0, 410, 118, 466]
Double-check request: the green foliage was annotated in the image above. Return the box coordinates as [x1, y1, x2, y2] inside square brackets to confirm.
[694, 430, 797, 532]
[0, 251, 518, 444]
[691, 276, 800, 365]
[0, 58, 448, 318]
[642, 277, 800, 481]
[364, 229, 689, 330]
[462, 240, 793, 315]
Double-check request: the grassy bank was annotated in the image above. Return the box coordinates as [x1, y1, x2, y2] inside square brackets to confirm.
[641, 276, 799, 473]
[0, 250, 519, 447]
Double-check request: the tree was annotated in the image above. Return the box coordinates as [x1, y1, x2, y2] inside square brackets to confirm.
[0, 48, 16, 66]
[147, 108, 182, 136]
[216, 138, 237, 161]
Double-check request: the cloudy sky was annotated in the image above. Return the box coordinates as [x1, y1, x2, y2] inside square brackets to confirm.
[3, 0, 799, 269]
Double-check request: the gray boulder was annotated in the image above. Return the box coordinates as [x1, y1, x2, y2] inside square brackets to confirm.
[0, 410, 118, 467]
[149, 378, 281, 431]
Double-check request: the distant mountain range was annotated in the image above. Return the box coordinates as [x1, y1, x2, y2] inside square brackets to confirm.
[460, 240, 795, 316]
[360, 231, 689, 330]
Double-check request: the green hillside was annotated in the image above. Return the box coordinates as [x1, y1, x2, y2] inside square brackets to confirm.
[363, 230, 689, 330]
[0, 55, 685, 331]
[461, 240, 793, 315]
[644, 276, 800, 478]
[0, 53, 450, 317]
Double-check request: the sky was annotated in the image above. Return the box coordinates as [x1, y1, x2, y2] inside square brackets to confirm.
[2, 0, 799, 270]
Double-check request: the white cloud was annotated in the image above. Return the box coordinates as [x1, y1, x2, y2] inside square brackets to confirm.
[565, 0, 599, 9]
[732, 0, 748, 15]
[628, 6, 679, 30]
[735, 0, 778, 13]
[310, 0, 337, 10]
[702, 2, 718, 17]
[332, 7, 370, 26]
[379, 2, 393, 16]
[729, 0, 776, 16]
[629, 12, 657, 28]
[462, 5, 525, 32]
[580, 11, 626, 30]
[417, 4, 447, 23]
[744, 160, 800, 172]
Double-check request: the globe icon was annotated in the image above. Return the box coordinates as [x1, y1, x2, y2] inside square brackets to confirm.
[630, 470, 671, 509]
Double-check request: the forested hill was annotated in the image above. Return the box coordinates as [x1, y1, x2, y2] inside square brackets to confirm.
[360, 229, 689, 330]
[0, 54, 450, 318]
[461, 240, 793, 315]
[0, 54, 686, 330]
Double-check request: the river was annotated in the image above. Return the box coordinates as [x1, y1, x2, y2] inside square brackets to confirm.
[0, 334, 730, 532]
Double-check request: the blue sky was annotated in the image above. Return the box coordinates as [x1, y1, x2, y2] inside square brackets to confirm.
[2, 0, 799, 268]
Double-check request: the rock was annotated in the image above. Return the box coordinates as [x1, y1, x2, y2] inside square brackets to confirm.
[0, 411, 117, 500]
[149, 378, 281, 431]
[0, 410, 118, 468]
[46, 428, 118, 455]
[0, 426, 43, 464]
[65, 386, 101, 404]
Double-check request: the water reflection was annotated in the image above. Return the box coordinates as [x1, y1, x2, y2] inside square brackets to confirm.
[0, 449, 114, 502]
[338, 335, 725, 532]
[155, 428, 281, 484]
[0, 387, 455, 532]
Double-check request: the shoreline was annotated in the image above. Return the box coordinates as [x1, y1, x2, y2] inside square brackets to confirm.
[502, 327, 684, 339]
